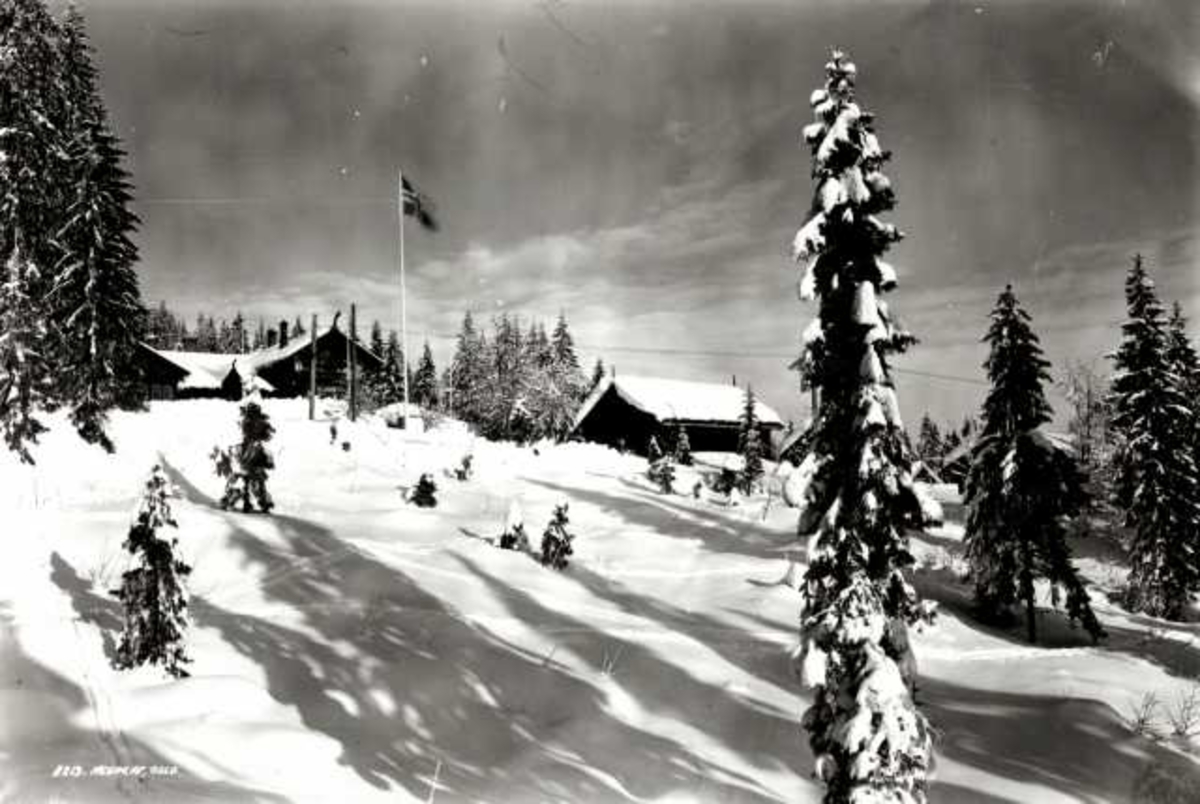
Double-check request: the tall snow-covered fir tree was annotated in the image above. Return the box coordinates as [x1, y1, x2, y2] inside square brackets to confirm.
[113, 464, 192, 678]
[963, 286, 1102, 644]
[738, 385, 764, 494]
[0, 0, 71, 462]
[1109, 256, 1200, 620]
[51, 5, 146, 452]
[1165, 302, 1200, 457]
[790, 50, 934, 802]
[450, 311, 487, 424]
[0, 0, 146, 463]
[412, 340, 438, 409]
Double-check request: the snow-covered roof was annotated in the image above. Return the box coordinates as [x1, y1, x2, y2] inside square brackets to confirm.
[147, 325, 379, 392]
[573, 374, 784, 431]
[156, 350, 239, 390]
[942, 429, 1075, 469]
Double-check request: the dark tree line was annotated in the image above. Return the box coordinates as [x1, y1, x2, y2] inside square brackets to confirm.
[1, 1, 147, 460]
[144, 300, 309, 354]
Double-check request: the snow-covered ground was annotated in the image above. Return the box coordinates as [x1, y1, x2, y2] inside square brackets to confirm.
[2, 399, 1198, 803]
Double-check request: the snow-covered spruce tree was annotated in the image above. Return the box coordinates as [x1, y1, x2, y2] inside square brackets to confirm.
[1108, 256, 1200, 620]
[738, 385, 764, 494]
[51, 6, 146, 452]
[1166, 302, 1200, 453]
[551, 311, 586, 402]
[914, 415, 943, 470]
[791, 50, 934, 802]
[450, 311, 487, 424]
[212, 399, 276, 513]
[648, 455, 675, 494]
[963, 286, 1102, 644]
[0, 0, 71, 463]
[673, 422, 693, 466]
[540, 502, 574, 570]
[412, 340, 438, 409]
[113, 464, 192, 678]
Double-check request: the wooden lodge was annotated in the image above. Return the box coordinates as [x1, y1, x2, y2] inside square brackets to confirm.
[570, 374, 785, 457]
[136, 319, 383, 401]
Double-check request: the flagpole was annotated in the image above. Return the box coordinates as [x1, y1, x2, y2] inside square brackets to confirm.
[399, 168, 410, 423]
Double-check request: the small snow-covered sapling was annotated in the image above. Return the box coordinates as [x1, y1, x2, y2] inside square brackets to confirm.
[411, 473, 438, 507]
[454, 454, 474, 481]
[648, 457, 675, 494]
[212, 400, 276, 513]
[540, 503, 575, 570]
[112, 465, 192, 678]
[498, 500, 529, 551]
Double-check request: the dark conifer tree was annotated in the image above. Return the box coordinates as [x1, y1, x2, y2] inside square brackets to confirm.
[412, 340, 438, 409]
[673, 423, 693, 466]
[213, 400, 276, 513]
[410, 472, 438, 507]
[450, 311, 486, 424]
[1166, 302, 1200, 450]
[1109, 256, 1200, 620]
[0, 0, 72, 462]
[915, 414, 943, 469]
[963, 286, 1102, 643]
[790, 50, 933, 801]
[540, 502, 574, 570]
[738, 385, 764, 494]
[113, 464, 191, 678]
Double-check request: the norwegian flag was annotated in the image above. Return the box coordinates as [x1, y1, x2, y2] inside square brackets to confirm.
[401, 174, 438, 231]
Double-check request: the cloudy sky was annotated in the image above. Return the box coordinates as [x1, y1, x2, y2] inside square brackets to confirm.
[82, 0, 1198, 426]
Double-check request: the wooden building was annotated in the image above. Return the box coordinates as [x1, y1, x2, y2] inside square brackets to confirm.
[571, 374, 784, 457]
[136, 322, 383, 400]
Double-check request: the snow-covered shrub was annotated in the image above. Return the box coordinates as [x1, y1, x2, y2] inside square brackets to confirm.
[648, 457, 675, 494]
[498, 500, 529, 551]
[454, 453, 474, 481]
[1165, 683, 1200, 739]
[410, 473, 438, 508]
[212, 400, 275, 513]
[1127, 692, 1162, 739]
[113, 465, 191, 678]
[540, 503, 574, 570]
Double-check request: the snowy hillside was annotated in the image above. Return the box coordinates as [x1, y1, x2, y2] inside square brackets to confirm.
[2, 400, 1198, 803]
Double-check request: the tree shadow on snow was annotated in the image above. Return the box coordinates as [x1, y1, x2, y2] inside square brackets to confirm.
[0, 601, 285, 804]
[49, 551, 121, 665]
[923, 675, 1200, 804]
[559, 562, 800, 696]
[452, 554, 811, 789]
[528, 477, 792, 563]
[191, 500, 804, 802]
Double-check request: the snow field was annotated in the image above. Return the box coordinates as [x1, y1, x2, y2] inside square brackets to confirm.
[1, 399, 1198, 803]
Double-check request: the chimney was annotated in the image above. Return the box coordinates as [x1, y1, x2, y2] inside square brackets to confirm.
[279, 320, 289, 348]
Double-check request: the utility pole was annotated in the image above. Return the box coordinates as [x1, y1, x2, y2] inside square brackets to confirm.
[308, 314, 318, 420]
[349, 303, 358, 422]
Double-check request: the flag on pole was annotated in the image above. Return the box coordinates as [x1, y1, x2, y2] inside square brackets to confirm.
[401, 174, 439, 231]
